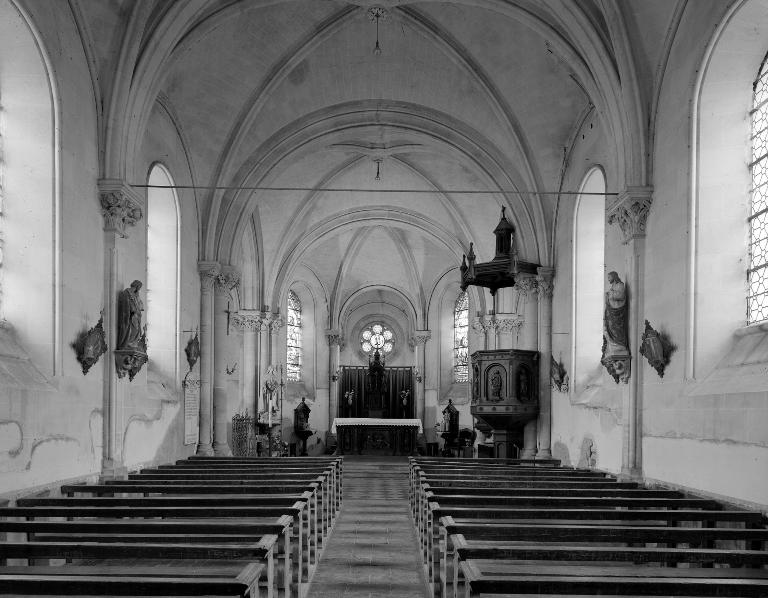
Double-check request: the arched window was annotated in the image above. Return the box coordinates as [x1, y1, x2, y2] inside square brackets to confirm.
[286, 290, 302, 382]
[572, 167, 605, 391]
[146, 164, 179, 382]
[453, 291, 469, 382]
[748, 56, 768, 324]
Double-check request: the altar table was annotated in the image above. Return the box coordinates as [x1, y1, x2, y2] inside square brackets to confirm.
[331, 418, 423, 455]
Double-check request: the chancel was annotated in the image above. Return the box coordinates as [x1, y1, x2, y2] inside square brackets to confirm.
[1, 1, 768, 597]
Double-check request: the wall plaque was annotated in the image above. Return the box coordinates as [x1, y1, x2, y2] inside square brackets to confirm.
[183, 377, 201, 445]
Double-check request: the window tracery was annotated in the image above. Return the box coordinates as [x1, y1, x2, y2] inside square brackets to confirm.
[287, 290, 302, 381]
[749, 56, 768, 323]
[454, 291, 469, 382]
[360, 322, 394, 356]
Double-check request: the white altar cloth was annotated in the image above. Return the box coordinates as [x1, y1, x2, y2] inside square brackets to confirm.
[331, 417, 423, 434]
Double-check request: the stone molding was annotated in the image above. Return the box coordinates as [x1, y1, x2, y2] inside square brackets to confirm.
[607, 186, 653, 243]
[198, 261, 221, 292]
[472, 316, 497, 333]
[98, 180, 142, 238]
[536, 267, 555, 298]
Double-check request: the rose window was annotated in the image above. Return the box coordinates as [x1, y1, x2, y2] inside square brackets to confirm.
[360, 323, 395, 355]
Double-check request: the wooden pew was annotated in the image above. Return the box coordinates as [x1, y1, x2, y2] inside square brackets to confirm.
[12, 495, 314, 588]
[0, 537, 277, 598]
[0, 517, 294, 598]
[442, 518, 768, 598]
[459, 559, 768, 597]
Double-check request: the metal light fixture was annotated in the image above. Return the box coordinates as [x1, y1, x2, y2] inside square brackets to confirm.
[368, 7, 387, 55]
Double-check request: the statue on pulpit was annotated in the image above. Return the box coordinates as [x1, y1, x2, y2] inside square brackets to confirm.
[366, 349, 388, 415]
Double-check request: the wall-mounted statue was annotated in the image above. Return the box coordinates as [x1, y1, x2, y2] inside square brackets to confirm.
[550, 355, 569, 393]
[601, 271, 631, 384]
[71, 313, 107, 375]
[184, 330, 200, 374]
[114, 280, 148, 381]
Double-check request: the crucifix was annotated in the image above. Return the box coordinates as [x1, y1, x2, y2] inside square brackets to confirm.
[225, 300, 232, 335]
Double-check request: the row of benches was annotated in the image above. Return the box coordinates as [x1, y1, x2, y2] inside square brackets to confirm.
[0, 455, 343, 598]
[408, 456, 768, 598]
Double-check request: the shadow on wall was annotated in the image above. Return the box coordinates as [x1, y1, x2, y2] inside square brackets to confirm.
[577, 437, 598, 469]
[551, 441, 571, 467]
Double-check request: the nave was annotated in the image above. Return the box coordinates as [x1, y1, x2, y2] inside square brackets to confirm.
[1, 455, 768, 597]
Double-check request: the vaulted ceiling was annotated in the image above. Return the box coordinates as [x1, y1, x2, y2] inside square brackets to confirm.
[75, 0, 681, 321]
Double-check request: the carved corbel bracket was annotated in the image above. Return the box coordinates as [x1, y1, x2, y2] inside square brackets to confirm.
[215, 266, 241, 296]
[198, 262, 222, 292]
[114, 348, 148, 381]
[98, 180, 142, 238]
[602, 353, 631, 384]
[513, 274, 537, 300]
[495, 316, 524, 333]
[232, 311, 262, 331]
[607, 186, 653, 243]
[536, 267, 555, 298]
[269, 316, 285, 333]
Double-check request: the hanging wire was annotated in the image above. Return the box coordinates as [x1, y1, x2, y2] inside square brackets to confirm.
[131, 183, 617, 196]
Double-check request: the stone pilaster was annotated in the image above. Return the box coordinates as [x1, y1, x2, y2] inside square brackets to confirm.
[608, 186, 653, 478]
[410, 330, 431, 425]
[535, 267, 555, 459]
[326, 329, 344, 422]
[233, 311, 262, 417]
[212, 265, 240, 456]
[196, 261, 220, 456]
[98, 180, 142, 479]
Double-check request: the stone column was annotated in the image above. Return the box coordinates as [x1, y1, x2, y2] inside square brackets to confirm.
[257, 311, 272, 394]
[608, 186, 652, 478]
[410, 330, 431, 425]
[196, 261, 221, 456]
[233, 311, 260, 416]
[212, 267, 240, 456]
[471, 315, 496, 350]
[514, 273, 538, 458]
[325, 330, 343, 423]
[269, 315, 285, 366]
[536, 267, 555, 458]
[99, 180, 142, 478]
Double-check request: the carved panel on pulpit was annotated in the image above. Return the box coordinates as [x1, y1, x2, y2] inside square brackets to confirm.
[471, 349, 539, 431]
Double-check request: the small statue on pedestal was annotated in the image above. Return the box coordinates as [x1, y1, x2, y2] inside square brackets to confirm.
[114, 280, 148, 381]
[601, 271, 631, 384]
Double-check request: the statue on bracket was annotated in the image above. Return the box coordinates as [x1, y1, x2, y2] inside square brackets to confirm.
[601, 271, 631, 384]
[114, 280, 148, 381]
[71, 312, 108, 375]
[550, 354, 569, 393]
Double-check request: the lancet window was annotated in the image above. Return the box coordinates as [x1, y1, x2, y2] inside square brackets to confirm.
[749, 56, 768, 324]
[454, 291, 469, 382]
[286, 290, 302, 381]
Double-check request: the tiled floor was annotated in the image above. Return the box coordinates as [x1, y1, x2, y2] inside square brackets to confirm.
[307, 456, 428, 598]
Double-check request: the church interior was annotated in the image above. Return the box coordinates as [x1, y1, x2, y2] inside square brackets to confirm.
[1, 0, 768, 596]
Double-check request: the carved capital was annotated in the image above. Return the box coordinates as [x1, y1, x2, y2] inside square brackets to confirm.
[325, 329, 345, 349]
[514, 274, 537, 299]
[607, 186, 653, 243]
[536, 267, 555, 298]
[215, 266, 241, 295]
[410, 330, 432, 347]
[269, 316, 284, 332]
[98, 180, 142, 238]
[495, 316, 524, 333]
[232, 311, 262, 331]
[472, 316, 497, 333]
[198, 261, 221, 292]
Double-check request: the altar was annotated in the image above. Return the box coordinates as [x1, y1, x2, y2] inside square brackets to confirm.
[331, 418, 423, 455]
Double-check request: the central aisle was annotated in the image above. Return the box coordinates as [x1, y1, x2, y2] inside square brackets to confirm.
[307, 456, 428, 598]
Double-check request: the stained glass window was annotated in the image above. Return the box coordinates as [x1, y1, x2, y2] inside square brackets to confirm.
[454, 291, 469, 382]
[360, 322, 395, 355]
[287, 290, 302, 382]
[749, 56, 768, 324]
